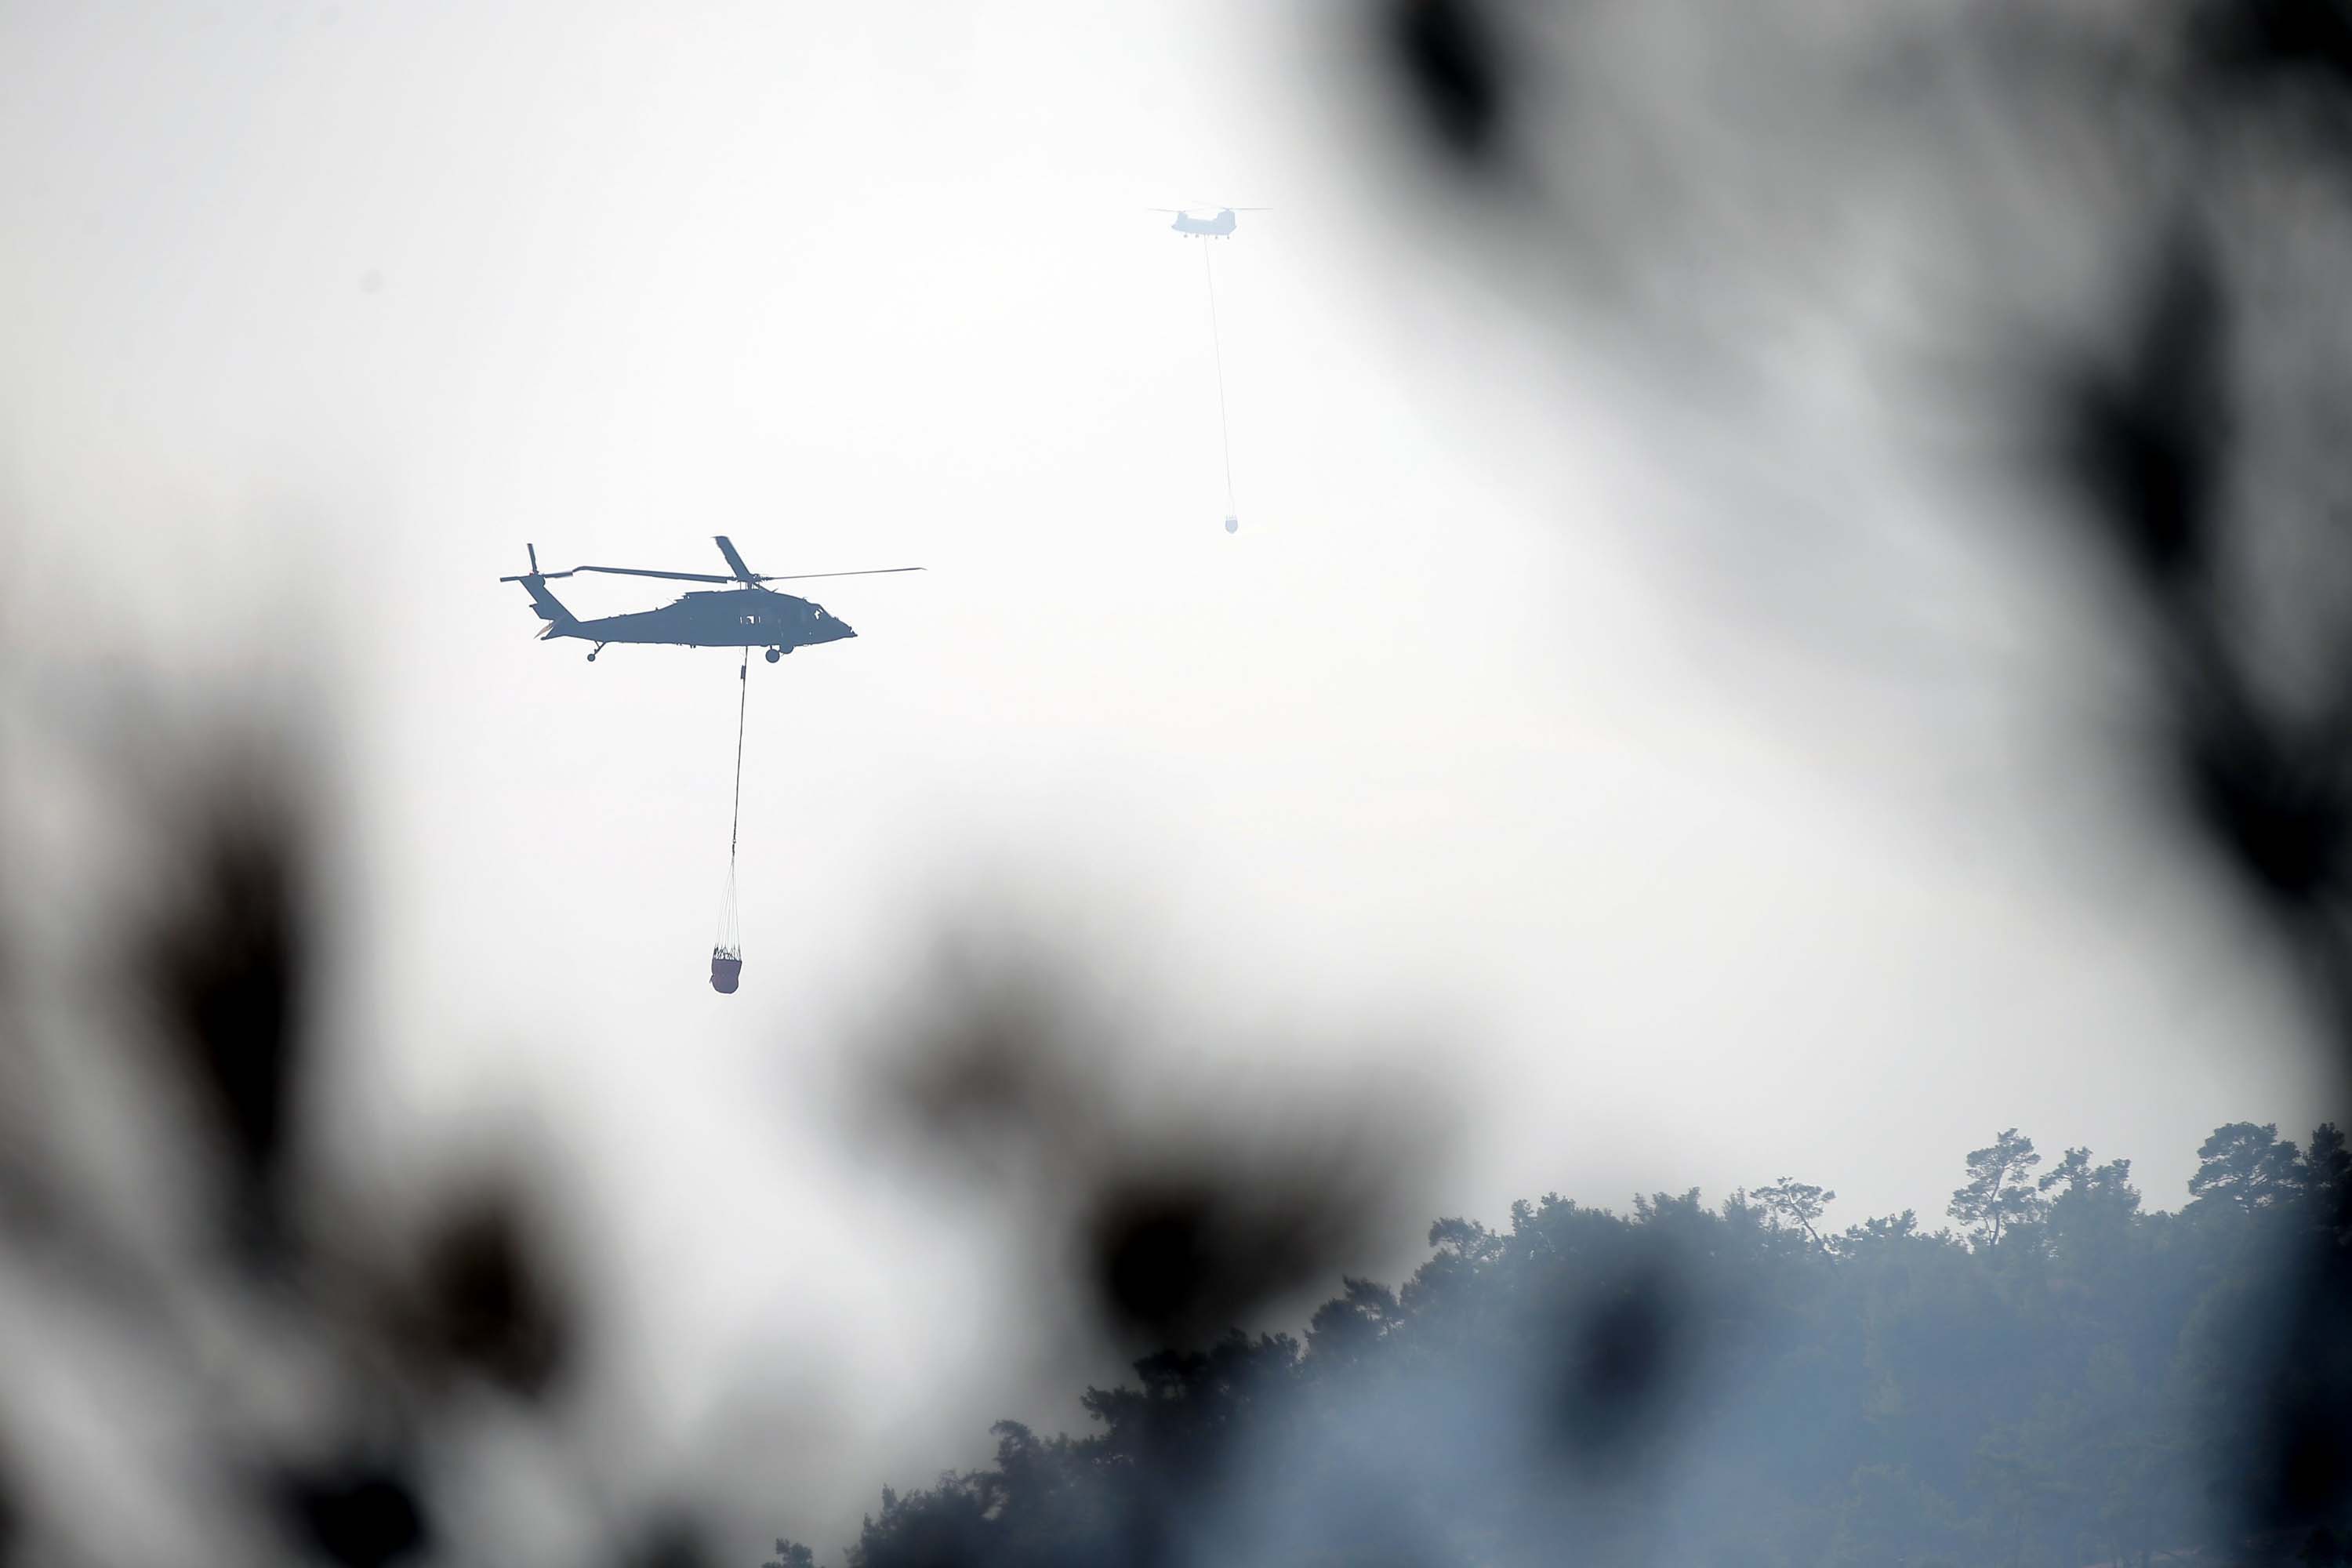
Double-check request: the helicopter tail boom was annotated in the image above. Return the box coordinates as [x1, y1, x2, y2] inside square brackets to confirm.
[517, 575, 580, 633]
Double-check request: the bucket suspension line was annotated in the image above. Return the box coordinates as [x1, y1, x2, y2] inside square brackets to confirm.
[710, 647, 749, 992]
[1202, 241, 1239, 524]
[729, 644, 749, 867]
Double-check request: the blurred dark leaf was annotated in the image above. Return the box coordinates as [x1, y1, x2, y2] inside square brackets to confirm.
[138, 782, 315, 1256]
[875, 935, 1431, 1348]
[1090, 1180, 1259, 1345]
[1386, 0, 1510, 163]
[1087, 1170, 1400, 1346]
[2058, 228, 2230, 595]
[395, 1185, 575, 1399]
[1541, 1261, 1691, 1463]
[1092, 1186, 1216, 1334]
[2194, 0, 2352, 90]
[2182, 714, 2347, 913]
[278, 1461, 426, 1568]
[2216, 1247, 2352, 1537]
[879, 967, 1092, 1172]
[618, 1511, 715, 1568]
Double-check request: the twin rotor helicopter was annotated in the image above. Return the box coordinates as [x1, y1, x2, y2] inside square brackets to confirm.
[502, 535, 921, 662]
[1149, 205, 1268, 238]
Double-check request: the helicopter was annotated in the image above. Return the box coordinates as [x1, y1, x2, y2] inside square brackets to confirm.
[502, 536, 922, 662]
[1148, 206, 1268, 238]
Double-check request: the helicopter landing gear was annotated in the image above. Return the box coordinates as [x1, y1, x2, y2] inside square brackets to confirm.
[764, 647, 783, 663]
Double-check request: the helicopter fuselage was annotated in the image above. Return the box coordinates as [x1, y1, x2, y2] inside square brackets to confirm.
[543, 586, 855, 652]
[505, 535, 918, 662]
[1169, 209, 1238, 237]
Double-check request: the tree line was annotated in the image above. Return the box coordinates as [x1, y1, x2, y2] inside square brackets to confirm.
[771, 1120, 2352, 1568]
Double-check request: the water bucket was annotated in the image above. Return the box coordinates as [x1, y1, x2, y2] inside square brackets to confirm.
[710, 951, 742, 994]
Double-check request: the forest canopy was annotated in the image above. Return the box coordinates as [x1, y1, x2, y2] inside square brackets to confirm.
[775, 1121, 2352, 1568]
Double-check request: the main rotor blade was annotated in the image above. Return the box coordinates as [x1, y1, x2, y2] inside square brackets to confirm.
[714, 535, 756, 582]
[755, 567, 926, 582]
[563, 564, 737, 583]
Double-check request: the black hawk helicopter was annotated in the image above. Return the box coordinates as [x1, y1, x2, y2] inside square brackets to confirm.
[1148, 205, 1268, 238]
[503, 536, 921, 662]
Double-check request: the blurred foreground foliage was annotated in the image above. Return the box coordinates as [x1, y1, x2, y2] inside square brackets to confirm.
[788, 1120, 2352, 1568]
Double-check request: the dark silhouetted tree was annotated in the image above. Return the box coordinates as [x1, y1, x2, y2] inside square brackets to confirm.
[2187, 1122, 2307, 1210]
[1752, 1176, 1838, 1246]
[1948, 1131, 2046, 1250]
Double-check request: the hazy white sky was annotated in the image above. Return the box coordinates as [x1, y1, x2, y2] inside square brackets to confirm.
[3, 0, 2339, 1557]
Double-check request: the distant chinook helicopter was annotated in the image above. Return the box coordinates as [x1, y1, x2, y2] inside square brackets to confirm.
[502, 536, 921, 662]
[1151, 205, 1265, 532]
[1148, 205, 1269, 238]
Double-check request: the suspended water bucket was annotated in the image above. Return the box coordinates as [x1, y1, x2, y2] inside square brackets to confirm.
[713, 648, 748, 994]
[1225, 515, 1239, 534]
